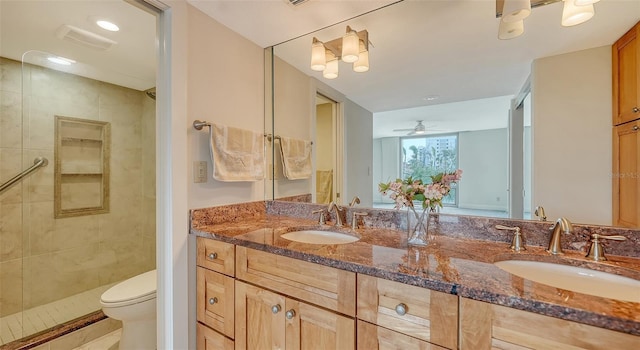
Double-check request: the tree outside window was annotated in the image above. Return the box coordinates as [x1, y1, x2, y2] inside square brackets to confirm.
[401, 134, 458, 205]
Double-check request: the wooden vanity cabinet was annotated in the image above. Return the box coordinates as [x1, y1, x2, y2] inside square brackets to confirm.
[196, 238, 235, 349]
[357, 320, 447, 350]
[613, 21, 640, 126]
[235, 281, 355, 349]
[460, 298, 639, 350]
[613, 120, 640, 227]
[357, 274, 458, 349]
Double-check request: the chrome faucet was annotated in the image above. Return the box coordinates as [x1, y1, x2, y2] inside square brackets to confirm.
[547, 217, 572, 255]
[327, 202, 344, 227]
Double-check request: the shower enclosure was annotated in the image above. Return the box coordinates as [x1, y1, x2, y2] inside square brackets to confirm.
[0, 6, 157, 343]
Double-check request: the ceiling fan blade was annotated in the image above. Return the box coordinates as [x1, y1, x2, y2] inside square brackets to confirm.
[392, 128, 414, 132]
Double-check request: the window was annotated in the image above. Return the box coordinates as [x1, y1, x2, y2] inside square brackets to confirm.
[400, 134, 458, 206]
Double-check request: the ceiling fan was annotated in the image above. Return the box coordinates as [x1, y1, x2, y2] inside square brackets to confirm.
[392, 120, 433, 135]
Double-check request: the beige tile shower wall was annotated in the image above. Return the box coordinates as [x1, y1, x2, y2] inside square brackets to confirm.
[0, 57, 156, 316]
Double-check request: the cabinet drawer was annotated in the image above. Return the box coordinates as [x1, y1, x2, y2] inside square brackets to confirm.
[357, 274, 458, 349]
[236, 246, 356, 316]
[197, 237, 235, 276]
[197, 322, 233, 350]
[460, 298, 640, 350]
[197, 267, 235, 338]
[357, 320, 447, 350]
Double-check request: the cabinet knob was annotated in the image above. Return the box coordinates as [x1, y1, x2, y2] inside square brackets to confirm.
[285, 309, 296, 320]
[633, 126, 639, 131]
[208, 252, 217, 260]
[395, 303, 408, 316]
[208, 297, 218, 305]
[271, 304, 281, 314]
[633, 107, 639, 113]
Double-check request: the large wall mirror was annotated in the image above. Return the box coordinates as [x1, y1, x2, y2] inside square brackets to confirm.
[268, 0, 640, 227]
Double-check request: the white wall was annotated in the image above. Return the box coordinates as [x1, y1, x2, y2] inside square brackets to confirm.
[344, 99, 373, 207]
[458, 128, 509, 211]
[372, 137, 400, 204]
[532, 46, 612, 225]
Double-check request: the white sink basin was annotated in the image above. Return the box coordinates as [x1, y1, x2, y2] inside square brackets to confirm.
[494, 260, 640, 302]
[280, 230, 360, 245]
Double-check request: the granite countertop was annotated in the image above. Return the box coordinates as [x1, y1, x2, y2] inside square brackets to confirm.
[190, 203, 640, 336]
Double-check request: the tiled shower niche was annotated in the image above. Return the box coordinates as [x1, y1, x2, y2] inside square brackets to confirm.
[54, 116, 110, 218]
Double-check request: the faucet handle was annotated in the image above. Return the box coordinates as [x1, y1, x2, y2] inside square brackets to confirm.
[534, 206, 547, 221]
[496, 225, 526, 252]
[349, 196, 361, 207]
[351, 212, 368, 230]
[586, 234, 626, 261]
[312, 208, 328, 225]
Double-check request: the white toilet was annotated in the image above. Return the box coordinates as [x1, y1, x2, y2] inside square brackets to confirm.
[101, 270, 157, 350]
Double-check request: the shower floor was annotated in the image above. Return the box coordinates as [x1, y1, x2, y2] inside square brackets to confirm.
[0, 283, 116, 345]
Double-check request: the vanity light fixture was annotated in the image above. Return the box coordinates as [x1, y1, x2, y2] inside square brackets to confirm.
[309, 25, 370, 78]
[496, 0, 599, 40]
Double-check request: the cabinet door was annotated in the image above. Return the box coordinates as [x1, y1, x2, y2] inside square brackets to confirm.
[197, 323, 233, 350]
[613, 22, 640, 125]
[460, 298, 640, 350]
[357, 320, 447, 350]
[285, 299, 355, 350]
[613, 121, 640, 227]
[196, 267, 235, 338]
[235, 281, 286, 350]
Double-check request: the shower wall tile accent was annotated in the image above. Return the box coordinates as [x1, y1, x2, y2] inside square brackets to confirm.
[0, 57, 156, 317]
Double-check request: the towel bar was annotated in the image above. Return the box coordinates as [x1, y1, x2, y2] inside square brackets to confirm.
[193, 120, 211, 130]
[265, 133, 313, 145]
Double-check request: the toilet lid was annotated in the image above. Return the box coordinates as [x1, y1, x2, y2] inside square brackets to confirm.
[101, 270, 156, 305]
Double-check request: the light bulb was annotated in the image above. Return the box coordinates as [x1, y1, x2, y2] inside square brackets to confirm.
[310, 39, 326, 71]
[353, 50, 369, 73]
[323, 59, 339, 79]
[341, 28, 360, 63]
[562, 0, 594, 27]
[502, 0, 531, 23]
[498, 19, 524, 40]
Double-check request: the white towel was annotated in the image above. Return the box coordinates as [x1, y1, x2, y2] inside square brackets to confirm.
[209, 123, 264, 182]
[279, 137, 312, 180]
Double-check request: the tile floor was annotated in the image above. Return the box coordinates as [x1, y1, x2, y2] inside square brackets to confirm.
[0, 283, 115, 345]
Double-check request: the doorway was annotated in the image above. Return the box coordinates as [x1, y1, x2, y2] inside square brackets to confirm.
[315, 93, 339, 204]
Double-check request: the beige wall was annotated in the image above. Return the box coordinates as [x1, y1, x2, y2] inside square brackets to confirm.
[187, 5, 266, 210]
[532, 46, 612, 225]
[0, 57, 156, 316]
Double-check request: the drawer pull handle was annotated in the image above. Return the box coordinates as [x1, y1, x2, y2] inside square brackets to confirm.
[395, 303, 408, 316]
[634, 126, 639, 131]
[285, 309, 296, 320]
[271, 304, 281, 314]
[208, 252, 218, 260]
[633, 107, 639, 113]
[208, 297, 218, 305]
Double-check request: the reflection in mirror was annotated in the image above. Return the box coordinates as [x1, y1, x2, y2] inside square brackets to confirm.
[270, 0, 640, 227]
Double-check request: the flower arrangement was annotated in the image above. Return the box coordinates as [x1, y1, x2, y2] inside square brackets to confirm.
[378, 169, 463, 211]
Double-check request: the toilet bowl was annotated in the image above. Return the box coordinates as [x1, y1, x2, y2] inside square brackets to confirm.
[101, 270, 157, 350]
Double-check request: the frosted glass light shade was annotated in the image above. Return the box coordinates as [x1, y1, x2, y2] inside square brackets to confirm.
[323, 59, 339, 79]
[562, 1, 594, 26]
[353, 50, 369, 73]
[502, 0, 531, 23]
[498, 19, 524, 40]
[341, 30, 360, 63]
[574, 0, 600, 5]
[310, 41, 326, 71]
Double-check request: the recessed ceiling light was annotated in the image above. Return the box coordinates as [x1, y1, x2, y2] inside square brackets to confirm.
[96, 20, 119, 32]
[422, 95, 439, 101]
[47, 56, 76, 65]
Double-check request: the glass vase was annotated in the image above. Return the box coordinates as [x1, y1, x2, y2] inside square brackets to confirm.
[407, 206, 429, 246]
